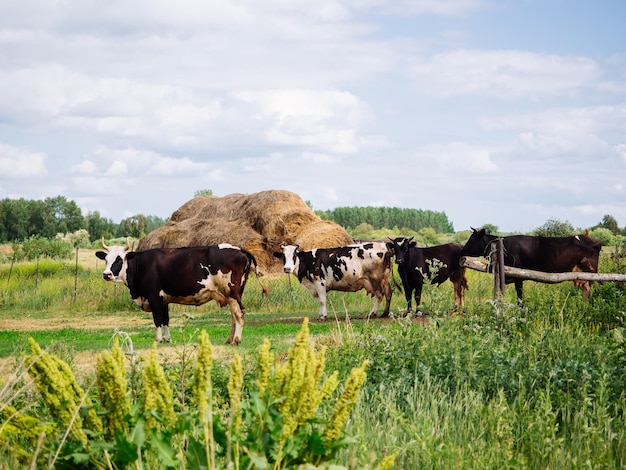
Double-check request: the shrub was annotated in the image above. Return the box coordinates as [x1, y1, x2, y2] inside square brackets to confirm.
[0, 320, 385, 469]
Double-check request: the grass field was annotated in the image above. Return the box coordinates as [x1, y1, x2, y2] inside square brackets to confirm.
[1, 248, 625, 468]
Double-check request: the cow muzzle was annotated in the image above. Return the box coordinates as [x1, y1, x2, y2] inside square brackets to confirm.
[283, 267, 292, 274]
[102, 272, 114, 281]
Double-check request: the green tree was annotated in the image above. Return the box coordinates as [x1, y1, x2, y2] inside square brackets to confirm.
[480, 224, 499, 235]
[145, 214, 167, 233]
[118, 214, 148, 238]
[194, 189, 214, 197]
[599, 214, 620, 234]
[85, 211, 117, 241]
[533, 219, 575, 237]
[43, 196, 84, 236]
[0, 198, 29, 241]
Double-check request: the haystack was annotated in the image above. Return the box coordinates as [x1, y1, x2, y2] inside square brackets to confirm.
[137, 190, 353, 273]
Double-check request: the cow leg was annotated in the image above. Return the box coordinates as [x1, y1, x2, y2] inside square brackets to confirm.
[316, 287, 328, 321]
[450, 269, 468, 313]
[150, 300, 171, 343]
[414, 283, 423, 312]
[380, 281, 392, 317]
[226, 298, 244, 345]
[514, 280, 524, 304]
[404, 286, 413, 313]
[367, 294, 382, 319]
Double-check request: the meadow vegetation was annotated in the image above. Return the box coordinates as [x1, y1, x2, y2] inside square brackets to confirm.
[0, 248, 625, 468]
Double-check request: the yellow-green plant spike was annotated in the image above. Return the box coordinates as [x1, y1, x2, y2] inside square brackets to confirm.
[27, 337, 102, 446]
[324, 360, 369, 444]
[96, 336, 131, 438]
[141, 343, 177, 433]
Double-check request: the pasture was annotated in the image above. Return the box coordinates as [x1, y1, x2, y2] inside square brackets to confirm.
[1, 249, 626, 468]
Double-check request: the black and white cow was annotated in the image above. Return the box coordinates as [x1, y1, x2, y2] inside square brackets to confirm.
[386, 237, 468, 313]
[273, 242, 393, 320]
[96, 240, 267, 345]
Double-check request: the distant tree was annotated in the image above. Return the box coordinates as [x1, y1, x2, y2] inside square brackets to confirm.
[352, 223, 375, 240]
[319, 206, 454, 233]
[44, 196, 84, 235]
[119, 214, 148, 238]
[417, 227, 442, 246]
[0, 198, 29, 241]
[145, 215, 168, 233]
[533, 219, 575, 237]
[194, 189, 214, 197]
[599, 214, 620, 234]
[85, 211, 117, 242]
[480, 224, 499, 235]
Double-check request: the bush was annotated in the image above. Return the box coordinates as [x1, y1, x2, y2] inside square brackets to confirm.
[11, 236, 72, 261]
[0, 320, 387, 469]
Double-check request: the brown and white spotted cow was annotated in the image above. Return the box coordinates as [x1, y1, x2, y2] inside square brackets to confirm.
[96, 241, 267, 344]
[273, 242, 393, 320]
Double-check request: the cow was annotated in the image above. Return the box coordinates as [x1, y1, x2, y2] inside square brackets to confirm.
[96, 240, 267, 345]
[460, 228, 602, 301]
[386, 237, 468, 314]
[273, 242, 393, 320]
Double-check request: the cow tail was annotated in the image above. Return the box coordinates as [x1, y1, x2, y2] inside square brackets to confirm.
[391, 268, 403, 293]
[244, 249, 269, 296]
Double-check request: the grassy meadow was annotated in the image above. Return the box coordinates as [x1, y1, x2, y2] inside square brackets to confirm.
[0, 249, 625, 468]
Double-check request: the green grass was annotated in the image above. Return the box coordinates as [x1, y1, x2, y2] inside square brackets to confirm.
[1, 251, 626, 468]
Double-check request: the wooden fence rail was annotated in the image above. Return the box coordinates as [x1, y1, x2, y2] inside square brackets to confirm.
[460, 256, 626, 284]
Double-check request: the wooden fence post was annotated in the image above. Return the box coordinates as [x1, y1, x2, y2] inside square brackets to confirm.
[490, 238, 506, 300]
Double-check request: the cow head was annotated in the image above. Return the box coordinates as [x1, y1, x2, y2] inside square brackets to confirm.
[95, 237, 131, 283]
[460, 228, 493, 257]
[386, 237, 416, 265]
[273, 244, 300, 274]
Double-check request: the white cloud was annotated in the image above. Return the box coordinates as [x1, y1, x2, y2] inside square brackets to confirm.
[71, 159, 98, 175]
[419, 142, 499, 173]
[410, 50, 600, 99]
[106, 160, 128, 177]
[235, 89, 374, 153]
[0, 144, 47, 177]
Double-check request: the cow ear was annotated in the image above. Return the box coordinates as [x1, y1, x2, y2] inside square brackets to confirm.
[409, 241, 417, 248]
[272, 252, 283, 259]
[95, 251, 107, 260]
[126, 252, 137, 261]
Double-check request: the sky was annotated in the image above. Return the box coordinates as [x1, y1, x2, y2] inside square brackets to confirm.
[1, 0, 625, 234]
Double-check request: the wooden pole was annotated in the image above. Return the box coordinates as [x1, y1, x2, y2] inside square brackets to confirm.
[74, 246, 79, 302]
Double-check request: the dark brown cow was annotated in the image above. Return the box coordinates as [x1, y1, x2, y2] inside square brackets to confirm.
[273, 242, 393, 320]
[96, 242, 267, 344]
[386, 237, 468, 313]
[460, 228, 602, 301]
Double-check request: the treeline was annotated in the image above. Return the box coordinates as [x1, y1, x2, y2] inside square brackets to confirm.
[317, 206, 455, 233]
[0, 196, 167, 243]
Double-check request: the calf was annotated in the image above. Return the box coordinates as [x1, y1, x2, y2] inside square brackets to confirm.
[273, 242, 393, 320]
[96, 242, 267, 344]
[460, 228, 602, 301]
[386, 237, 468, 313]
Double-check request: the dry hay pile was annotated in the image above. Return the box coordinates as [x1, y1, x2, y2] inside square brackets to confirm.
[137, 190, 353, 273]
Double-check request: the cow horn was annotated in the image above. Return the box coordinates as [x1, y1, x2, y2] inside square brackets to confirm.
[101, 237, 109, 251]
[124, 237, 131, 252]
